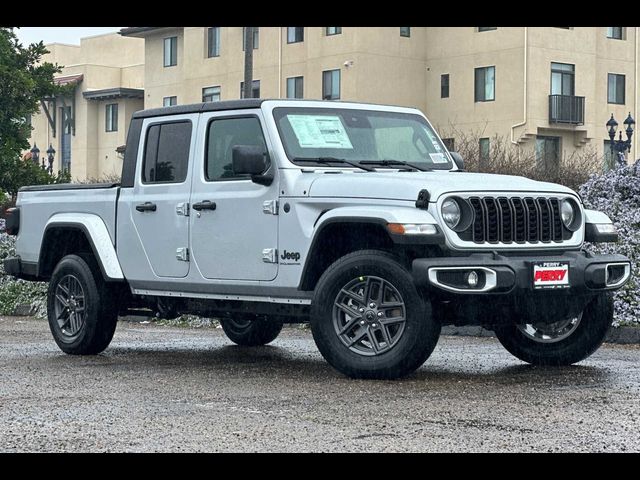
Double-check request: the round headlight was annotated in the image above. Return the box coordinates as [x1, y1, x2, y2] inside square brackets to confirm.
[561, 199, 575, 228]
[442, 198, 461, 229]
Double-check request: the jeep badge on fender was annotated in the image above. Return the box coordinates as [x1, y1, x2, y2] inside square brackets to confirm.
[3, 99, 631, 380]
[280, 250, 301, 262]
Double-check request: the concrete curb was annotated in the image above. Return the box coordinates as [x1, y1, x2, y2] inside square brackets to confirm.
[441, 325, 640, 345]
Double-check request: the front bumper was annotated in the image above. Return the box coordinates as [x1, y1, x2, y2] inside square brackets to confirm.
[412, 251, 631, 295]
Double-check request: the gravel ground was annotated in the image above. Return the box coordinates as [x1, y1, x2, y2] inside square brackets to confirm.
[1, 316, 639, 452]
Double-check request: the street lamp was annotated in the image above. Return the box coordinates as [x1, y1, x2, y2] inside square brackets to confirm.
[46, 144, 56, 174]
[30, 144, 40, 165]
[607, 112, 635, 168]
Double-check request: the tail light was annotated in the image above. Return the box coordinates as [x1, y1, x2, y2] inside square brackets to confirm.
[5, 208, 20, 236]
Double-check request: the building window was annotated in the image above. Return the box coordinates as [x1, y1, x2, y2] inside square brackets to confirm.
[105, 103, 118, 132]
[478, 27, 497, 32]
[441, 74, 449, 98]
[479, 138, 490, 164]
[608, 73, 625, 104]
[240, 80, 260, 99]
[550, 62, 575, 96]
[207, 27, 220, 57]
[400, 27, 411, 37]
[203, 86, 221, 102]
[163, 36, 177, 67]
[287, 27, 304, 43]
[322, 69, 341, 100]
[242, 27, 259, 50]
[163, 96, 177, 107]
[442, 138, 455, 151]
[326, 27, 342, 36]
[607, 27, 624, 40]
[536, 136, 561, 171]
[286, 76, 304, 99]
[142, 121, 192, 184]
[206, 117, 267, 181]
[474, 66, 495, 102]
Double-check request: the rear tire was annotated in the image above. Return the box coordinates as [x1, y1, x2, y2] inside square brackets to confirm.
[47, 254, 118, 355]
[494, 293, 613, 366]
[310, 250, 440, 379]
[220, 315, 283, 346]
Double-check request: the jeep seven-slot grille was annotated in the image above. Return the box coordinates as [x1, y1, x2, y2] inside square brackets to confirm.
[465, 197, 563, 244]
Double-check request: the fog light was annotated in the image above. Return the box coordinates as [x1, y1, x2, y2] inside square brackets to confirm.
[466, 271, 479, 287]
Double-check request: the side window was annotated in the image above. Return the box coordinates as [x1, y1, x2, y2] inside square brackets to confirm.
[206, 116, 267, 181]
[142, 121, 192, 184]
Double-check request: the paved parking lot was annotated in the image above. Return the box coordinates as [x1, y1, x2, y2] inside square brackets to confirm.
[1, 316, 639, 452]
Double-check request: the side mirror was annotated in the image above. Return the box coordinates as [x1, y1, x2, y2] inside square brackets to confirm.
[232, 145, 273, 186]
[450, 151, 464, 171]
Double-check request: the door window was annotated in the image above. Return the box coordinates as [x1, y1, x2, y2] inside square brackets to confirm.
[142, 121, 192, 184]
[205, 116, 267, 181]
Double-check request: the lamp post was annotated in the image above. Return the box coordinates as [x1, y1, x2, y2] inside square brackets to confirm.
[607, 112, 635, 168]
[30, 144, 40, 166]
[46, 144, 56, 174]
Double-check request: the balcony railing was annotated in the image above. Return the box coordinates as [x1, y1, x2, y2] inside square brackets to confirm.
[549, 94, 585, 125]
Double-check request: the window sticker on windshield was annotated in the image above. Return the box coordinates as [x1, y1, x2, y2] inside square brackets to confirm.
[431, 141, 442, 152]
[429, 152, 448, 164]
[287, 115, 354, 149]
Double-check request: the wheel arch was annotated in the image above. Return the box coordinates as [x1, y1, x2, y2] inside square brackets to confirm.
[38, 214, 124, 282]
[298, 206, 443, 292]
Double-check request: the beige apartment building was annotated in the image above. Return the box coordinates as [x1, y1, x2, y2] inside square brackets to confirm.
[28, 32, 144, 179]
[27, 27, 639, 180]
[423, 27, 639, 167]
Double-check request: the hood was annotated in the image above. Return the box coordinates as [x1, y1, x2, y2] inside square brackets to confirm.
[307, 170, 577, 202]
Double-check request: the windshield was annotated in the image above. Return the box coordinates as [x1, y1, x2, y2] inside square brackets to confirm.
[272, 107, 453, 170]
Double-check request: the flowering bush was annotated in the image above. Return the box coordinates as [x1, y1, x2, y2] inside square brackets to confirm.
[579, 161, 640, 326]
[0, 219, 47, 317]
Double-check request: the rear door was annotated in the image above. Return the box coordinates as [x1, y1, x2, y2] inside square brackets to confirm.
[127, 115, 196, 278]
[189, 111, 279, 281]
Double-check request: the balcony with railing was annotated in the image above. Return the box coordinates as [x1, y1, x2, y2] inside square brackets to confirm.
[549, 94, 585, 125]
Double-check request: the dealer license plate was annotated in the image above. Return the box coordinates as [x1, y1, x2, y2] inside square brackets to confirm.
[533, 262, 570, 290]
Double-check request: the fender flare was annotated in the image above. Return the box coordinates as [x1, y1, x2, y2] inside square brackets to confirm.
[40, 213, 124, 280]
[313, 205, 440, 229]
[298, 206, 443, 290]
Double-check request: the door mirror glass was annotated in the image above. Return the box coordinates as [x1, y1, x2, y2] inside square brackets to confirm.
[232, 145, 273, 185]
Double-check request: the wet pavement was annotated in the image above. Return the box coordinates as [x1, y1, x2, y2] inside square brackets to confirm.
[1, 316, 639, 452]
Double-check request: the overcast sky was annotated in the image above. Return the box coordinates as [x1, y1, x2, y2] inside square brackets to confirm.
[14, 27, 123, 46]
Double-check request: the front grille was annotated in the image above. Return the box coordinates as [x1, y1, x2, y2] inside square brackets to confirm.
[464, 196, 564, 244]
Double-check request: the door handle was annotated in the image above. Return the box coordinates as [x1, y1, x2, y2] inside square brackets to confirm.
[136, 202, 157, 212]
[192, 200, 217, 211]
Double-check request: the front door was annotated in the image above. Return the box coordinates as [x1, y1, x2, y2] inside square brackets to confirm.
[189, 112, 279, 281]
[129, 116, 196, 278]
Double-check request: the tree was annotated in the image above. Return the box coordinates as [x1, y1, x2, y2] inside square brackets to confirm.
[0, 27, 69, 202]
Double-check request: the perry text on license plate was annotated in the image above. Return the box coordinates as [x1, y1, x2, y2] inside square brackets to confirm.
[533, 262, 570, 289]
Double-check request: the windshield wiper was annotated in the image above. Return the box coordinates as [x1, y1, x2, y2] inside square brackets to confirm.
[293, 157, 376, 172]
[359, 159, 432, 172]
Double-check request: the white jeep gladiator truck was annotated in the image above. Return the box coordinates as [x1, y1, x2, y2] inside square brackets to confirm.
[3, 99, 632, 379]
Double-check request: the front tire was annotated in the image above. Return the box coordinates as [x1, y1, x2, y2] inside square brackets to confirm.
[47, 254, 118, 355]
[494, 293, 613, 366]
[220, 315, 283, 346]
[310, 250, 441, 379]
